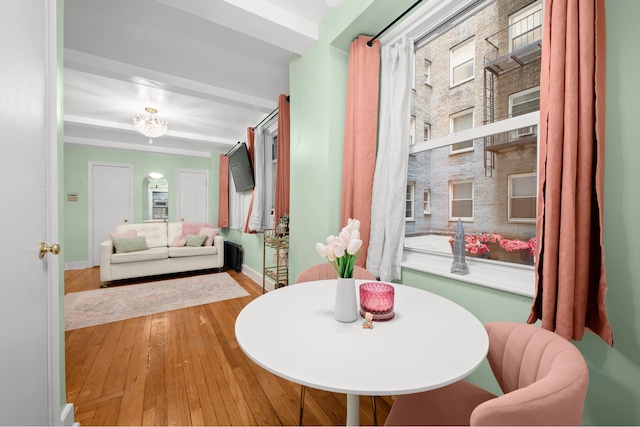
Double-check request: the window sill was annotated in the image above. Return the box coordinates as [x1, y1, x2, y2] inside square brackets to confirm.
[401, 249, 534, 298]
[449, 147, 474, 155]
[450, 76, 474, 88]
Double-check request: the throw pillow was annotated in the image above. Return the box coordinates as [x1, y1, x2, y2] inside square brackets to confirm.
[109, 230, 137, 240]
[112, 236, 149, 253]
[185, 234, 207, 247]
[198, 227, 218, 246]
[172, 236, 186, 247]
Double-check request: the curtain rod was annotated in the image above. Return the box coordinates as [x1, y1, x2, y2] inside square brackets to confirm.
[367, 0, 424, 46]
[252, 95, 290, 131]
[224, 141, 242, 157]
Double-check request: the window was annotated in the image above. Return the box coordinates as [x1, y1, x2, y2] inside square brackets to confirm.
[267, 133, 278, 228]
[424, 59, 431, 85]
[508, 173, 536, 222]
[510, 86, 540, 117]
[450, 109, 474, 153]
[450, 37, 475, 86]
[406, 182, 415, 220]
[410, 115, 416, 145]
[509, 87, 540, 139]
[399, 0, 541, 295]
[509, 0, 542, 52]
[423, 190, 431, 214]
[450, 180, 473, 220]
[423, 122, 431, 141]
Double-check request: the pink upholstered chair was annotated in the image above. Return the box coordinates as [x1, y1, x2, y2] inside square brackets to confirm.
[385, 322, 589, 426]
[295, 262, 376, 283]
[295, 263, 377, 425]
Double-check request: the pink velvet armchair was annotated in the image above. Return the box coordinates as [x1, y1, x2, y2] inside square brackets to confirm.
[385, 321, 589, 426]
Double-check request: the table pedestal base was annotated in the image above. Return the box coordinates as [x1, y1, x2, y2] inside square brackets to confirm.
[346, 393, 360, 426]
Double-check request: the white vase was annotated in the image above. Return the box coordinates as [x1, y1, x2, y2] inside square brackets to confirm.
[334, 277, 358, 322]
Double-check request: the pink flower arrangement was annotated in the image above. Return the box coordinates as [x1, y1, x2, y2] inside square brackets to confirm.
[449, 233, 536, 256]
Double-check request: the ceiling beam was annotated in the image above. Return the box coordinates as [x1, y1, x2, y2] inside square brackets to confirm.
[155, 0, 319, 55]
[64, 49, 276, 113]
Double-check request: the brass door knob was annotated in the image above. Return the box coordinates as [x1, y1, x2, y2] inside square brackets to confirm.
[39, 242, 61, 259]
[124, 218, 129, 223]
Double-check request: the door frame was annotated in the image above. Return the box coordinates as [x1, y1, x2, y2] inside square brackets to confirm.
[46, 0, 61, 423]
[46, 0, 69, 423]
[87, 161, 134, 267]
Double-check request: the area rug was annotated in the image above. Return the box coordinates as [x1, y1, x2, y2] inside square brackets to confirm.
[64, 273, 249, 331]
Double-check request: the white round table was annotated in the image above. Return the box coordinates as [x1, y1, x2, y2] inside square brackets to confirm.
[235, 280, 488, 426]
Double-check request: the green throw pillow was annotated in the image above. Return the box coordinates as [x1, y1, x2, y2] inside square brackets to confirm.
[185, 234, 207, 247]
[112, 236, 149, 253]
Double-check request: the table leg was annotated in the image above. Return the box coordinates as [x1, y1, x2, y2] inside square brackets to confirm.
[346, 393, 360, 426]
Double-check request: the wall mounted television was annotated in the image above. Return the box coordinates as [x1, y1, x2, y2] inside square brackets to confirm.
[228, 142, 255, 192]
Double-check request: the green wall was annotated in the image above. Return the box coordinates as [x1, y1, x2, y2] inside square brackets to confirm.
[282, 0, 640, 424]
[63, 144, 222, 264]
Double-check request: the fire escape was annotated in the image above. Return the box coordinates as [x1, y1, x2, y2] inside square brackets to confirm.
[483, 8, 542, 177]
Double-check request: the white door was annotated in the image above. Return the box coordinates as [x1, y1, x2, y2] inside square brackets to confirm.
[90, 163, 133, 266]
[177, 170, 208, 223]
[0, 1, 65, 425]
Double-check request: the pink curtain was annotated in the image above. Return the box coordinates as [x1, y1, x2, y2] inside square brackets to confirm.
[340, 35, 380, 268]
[243, 127, 257, 233]
[274, 94, 290, 222]
[528, 0, 612, 346]
[217, 154, 229, 228]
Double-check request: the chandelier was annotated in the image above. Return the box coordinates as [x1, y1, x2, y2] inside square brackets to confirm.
[133, 107, 168, 144]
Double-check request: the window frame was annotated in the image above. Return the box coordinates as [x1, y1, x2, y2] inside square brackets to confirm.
[410, 115, 416, 146]
[380, 0, 539, 298]
[509, 86, 540, 118]
[449, 180, 474, 221]
[424, 59, 432, 85]
[406, 182, 416, 221]
[508, 172, 537, 223]
[264, 125, 278, 229]
[424, 122, 431, 141]
[509, 0, 543, 53]
[423, 189, 431, 214]
[450, 37, 475, 87]
[449, 108, 475, 154]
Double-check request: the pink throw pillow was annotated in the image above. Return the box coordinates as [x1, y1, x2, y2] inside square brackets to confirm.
[198, 227, 218, 246]
[109, 230, 137, 239]
[172, 236, 187, 247]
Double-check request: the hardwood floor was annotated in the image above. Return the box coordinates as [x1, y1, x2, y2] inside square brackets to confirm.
[64, 268, 394, 426]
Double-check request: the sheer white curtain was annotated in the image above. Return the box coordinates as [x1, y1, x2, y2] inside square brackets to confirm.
[366, 35, 412, 282]
[229, 172, 243, 230]
[248, 126, 265, 231]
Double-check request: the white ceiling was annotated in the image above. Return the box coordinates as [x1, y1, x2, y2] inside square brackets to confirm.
[64, 0, 341, 156]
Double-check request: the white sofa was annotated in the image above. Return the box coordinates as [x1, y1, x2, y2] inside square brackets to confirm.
[100, 221, 224, 285]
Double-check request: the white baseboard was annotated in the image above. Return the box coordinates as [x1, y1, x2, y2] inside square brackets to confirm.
[65, 261, 91, 271]
[240, 264, 275, 292]
[60, 403, 75, 426]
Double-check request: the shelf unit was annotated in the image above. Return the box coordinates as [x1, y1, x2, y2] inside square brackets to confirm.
[262, 228, 289, 293]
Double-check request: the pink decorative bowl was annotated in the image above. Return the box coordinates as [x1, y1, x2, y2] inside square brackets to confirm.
[359, 282, 395, 321]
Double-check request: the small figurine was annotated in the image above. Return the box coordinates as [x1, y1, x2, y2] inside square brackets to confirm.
[362, 312, 374, 329]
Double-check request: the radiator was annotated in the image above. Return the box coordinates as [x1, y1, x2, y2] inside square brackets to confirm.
[224, 241, 243, 273]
